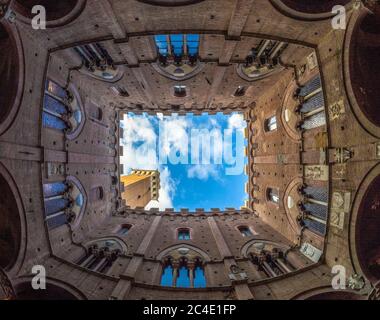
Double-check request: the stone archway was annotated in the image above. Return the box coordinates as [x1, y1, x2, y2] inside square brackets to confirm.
[344, 7, 380, 137]
[0, 21, 24, 135]
[12, 0, 86, 28]
[15, 280, 85, 300]
[355, 174, 380, 282]
[292, 286, 365, 300]
[270, 0, 351, 20]
[0, 168, 22, 271]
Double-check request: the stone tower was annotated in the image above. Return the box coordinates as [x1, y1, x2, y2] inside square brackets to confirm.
[121, 169, 160, 208]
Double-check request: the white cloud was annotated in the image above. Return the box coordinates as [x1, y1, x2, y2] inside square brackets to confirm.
[159, 116, 189, 159]
[120, 113, 176, 210]
[187, 164, 221, 181]
[228, 113, 246, 131]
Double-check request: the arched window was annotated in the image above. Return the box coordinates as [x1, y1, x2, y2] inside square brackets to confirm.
[177, 228, 190, 240]
[238, 226, 253, 237]
[158, 246, 208, 288]
[77, 239, 126, 274]
[42, 178, 85, 230]
[153, 34, 203, 81]
[267, 188, 280, 204]
[43, 80, 83, 137]
[160, 257, 206, 288]
[73, 43, 123, 82]
[246, 241, 295, 278]
[264, 115, 277, 132]
[117, 224, 132, 236]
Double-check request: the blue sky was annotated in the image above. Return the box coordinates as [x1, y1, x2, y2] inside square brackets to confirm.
[120, 112, 248, 211]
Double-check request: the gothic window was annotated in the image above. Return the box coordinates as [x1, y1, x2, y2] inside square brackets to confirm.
[158, 246, 208, 288]
[153, 34, 203, 80]
[264, 115, 277, 132]
[77, 239, 126, 274]
[246, 241, 295, 278]
[42, 178, 86, 230]
[43, 80, 84, 137]
[117, 224, 131, 235]
[267, 188, 280, 204]
[237, 40, 286, 81]
[160, 257, 206, 288]
[73, 43, 123, 82]
[238, 226, 253, 237]
[177, 228, 191, 240]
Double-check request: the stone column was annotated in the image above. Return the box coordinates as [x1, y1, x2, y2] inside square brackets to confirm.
[172, 261, 180, 287]
[188, 262, 195, 288]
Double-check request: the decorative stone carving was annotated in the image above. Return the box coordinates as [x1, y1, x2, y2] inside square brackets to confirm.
[333, 148, 354, 163]
[328, 100, 345, 121]
[376, 142, 380, 159]
[348, 274, 366, 290]
[299, 242, 322, 263]
[330, 191, 351, 230]
[46, 162, 66, 177]
[304, 165, 328, 181]
[228, 265, 248, 282]
[332, 164, 347, 180]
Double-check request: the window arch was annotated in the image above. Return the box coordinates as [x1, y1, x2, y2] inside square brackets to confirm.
[152, 34, 204, 81]
[160, 257, 206, 288]
[243, 241, 296, 278]
[264, 115, 277, 132]
[158, 245, 209, 288]
[42, 176, 86, 230]
[237, 39, 286, 81]
[73, 43, 124, 82]
[77, 238, 126, 274]
[42, 80, 85, 139]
